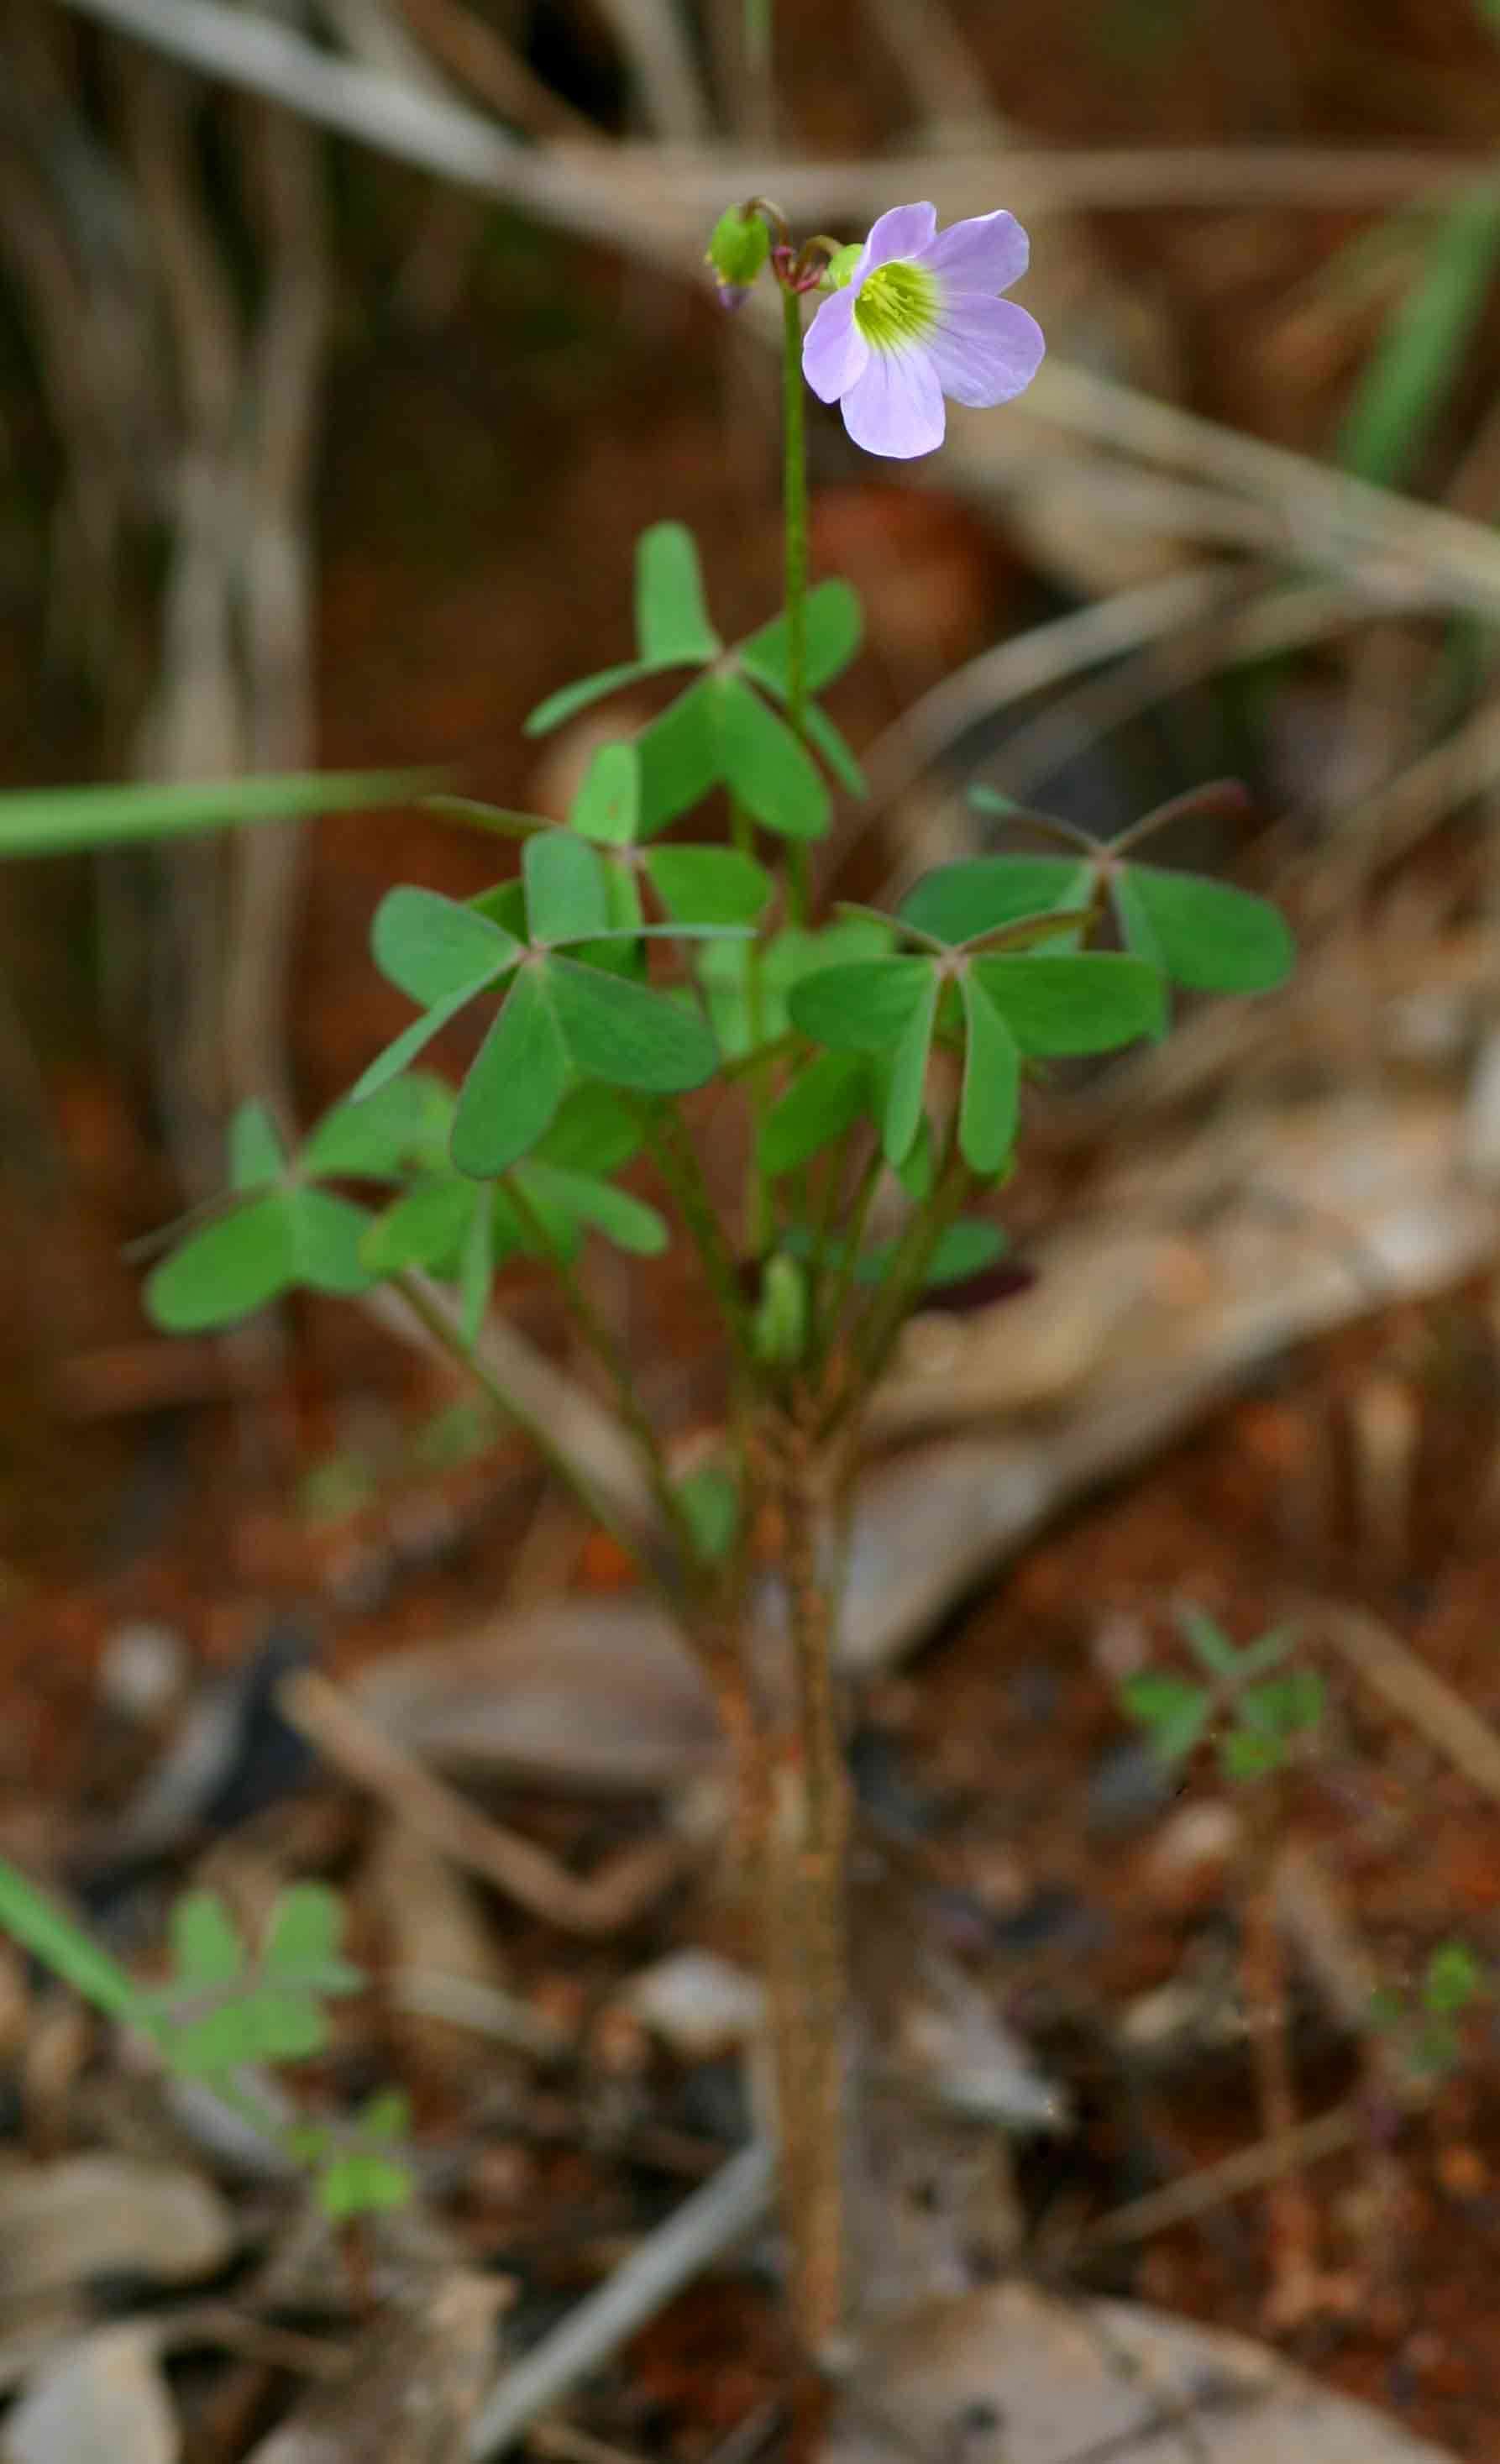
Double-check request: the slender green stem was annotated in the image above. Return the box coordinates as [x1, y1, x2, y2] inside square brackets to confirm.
[501, 1177, 701, 1574]
[393, 1268, 663, 1596]
[636, 1102, 759, 1374]
[812, 1140, 884, 1361]
[728, 792, 774, 1258]
[780, 281, 811, 925]
[837, 1136, 973, 1419]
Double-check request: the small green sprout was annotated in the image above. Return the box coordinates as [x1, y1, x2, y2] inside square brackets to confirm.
[1372, 1939, 1489, 2077]
[1120, 1606, 1324, 1782]
[0, 1860, 412, 2220]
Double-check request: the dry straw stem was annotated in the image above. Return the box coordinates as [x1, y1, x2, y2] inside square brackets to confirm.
[55, 0, 1500, 243]
[1080, 2105, 1361, 2252]
[1305, 1599, 1500, 1814]
[279, 1668, 686, 1936]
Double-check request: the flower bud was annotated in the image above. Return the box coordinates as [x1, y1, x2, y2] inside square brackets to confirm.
[706, 206, 770, 309]
[753, 1251, 808, 1367]
[823, 244, 863, 291]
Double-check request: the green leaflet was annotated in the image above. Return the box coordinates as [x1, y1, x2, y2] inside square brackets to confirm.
[636, 522, 721, 664]
[882, 967, 940, 1164]
[146, 1195, 298, 1332]
[643, 844, 771, 925]
[569, 743, 640, 846]
[1112, 864, 1293, 994]
[760, 1050, 869, 1176]
[900, 856, 1088, 946]
[737, 579, 863, 699]
[714, 672, 830, 841]
[958, 971, 1021, 1173]
[523, 831, 611, 943]
[547, 957, 717, 1091]
[371, 887, 522, 1007]
[967, 953, 1167, 1054]
[452, 964, 570, 1176]
[787, 955, 936, 1051]
[229, 1103, 286, 1192]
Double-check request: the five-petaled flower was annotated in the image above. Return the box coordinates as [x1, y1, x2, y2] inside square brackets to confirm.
[802, 202, 1044, 460]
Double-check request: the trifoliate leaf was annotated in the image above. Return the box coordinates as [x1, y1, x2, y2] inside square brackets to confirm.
[968, 953, 1167, 1054]
[1113, 864, 1294, 994]
[452, 965, 569, 1176]
[635, 522, 721, 666]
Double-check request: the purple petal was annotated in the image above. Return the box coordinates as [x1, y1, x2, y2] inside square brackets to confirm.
[862, 202, 939, 271]
[802, 287, 869, 404]
[914, 208, 1030, 296]
[839, 344, 946, 459]
[926, 296, 1045, 409]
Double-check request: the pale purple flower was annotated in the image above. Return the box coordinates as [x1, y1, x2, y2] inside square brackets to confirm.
[802, 202, 1044, 460]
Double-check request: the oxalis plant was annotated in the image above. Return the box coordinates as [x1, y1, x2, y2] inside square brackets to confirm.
[7, 202, 1293, 2355]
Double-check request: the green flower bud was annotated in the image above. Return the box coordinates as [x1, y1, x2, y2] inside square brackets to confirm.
[824, 243, 863, 291]
[706, 207, 770, 307]
[753, 1251, 808, 1368]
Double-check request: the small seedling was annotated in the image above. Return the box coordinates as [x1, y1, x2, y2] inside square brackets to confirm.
[0, 1860, 413, 2220]
[1372, 1938, 1489, 2078]
[1121, 1606, 1324, 1783]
